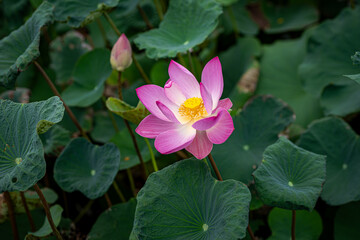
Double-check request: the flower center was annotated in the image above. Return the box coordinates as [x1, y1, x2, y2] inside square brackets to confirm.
[178, 97, 207, 121]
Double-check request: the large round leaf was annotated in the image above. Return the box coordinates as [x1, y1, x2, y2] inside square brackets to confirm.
[54, 138, 120, 199]
[131, 159, 251, 239]
[299, 7, 360, 97]
[213, 95, 295, 184]
[88, 199, 137, 239]
[268, 208, 323, 240]
[0, 2, 53, 89]
[0, 96, 64, 192]
[253, 137, 326, 211]
[134, 0, 222, 58]
[256, 37, 323, 127]
[61, 49, 112, 107]
[49, 31, 91, 84]
[48, 0, 118, 27]
[334, 202, 360, 240]
[298, 117, 360, 205]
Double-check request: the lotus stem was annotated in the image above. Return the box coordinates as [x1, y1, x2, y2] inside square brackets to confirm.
[112, 181, 126, 202]
[4, 192, 19, 240]
[144, 138, 158, 172]
[33, 61, 90, 141]
[74, 200, 94, 224]
[292, 210, 296, 240]
[153, 0, 164, 20]
[104, 193, 112, 208]
[103, 12, 121, 36]
[127, 168, 137, 197]
[34, 184, 63, 240]
[20, 191, 36, 231]
[137, 4, 153, 29]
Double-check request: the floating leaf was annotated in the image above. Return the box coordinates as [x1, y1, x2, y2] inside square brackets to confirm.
[298, 117, 360, 205]
[0, 96, 64, 192]
[106, 97, 149, 124]
[49, 0, 118, 27]
[131, 159, 251, 239]
[253, 137, 326, 211]
[334, 202, 360, 240]
[54, 138, 120, 199]
[26, 205, 63, 238]
[268, 208, 323, 240]
[134, 0, 222, 58]
[299, 7, 360, 97]
[88, 199, 137, 239]
[40, 125, 71, 155]
[61, 49, 112, 107]
[0, 2, 53, 89]
[262, 1, 319, 34]
[213, 95, 295, 184]
[110, 128, 154, 170]
[256, 37, 323, 126]
[49, 31, 91, 84]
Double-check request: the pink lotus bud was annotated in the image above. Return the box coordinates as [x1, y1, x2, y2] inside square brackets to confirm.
[110, 34, 133, 71]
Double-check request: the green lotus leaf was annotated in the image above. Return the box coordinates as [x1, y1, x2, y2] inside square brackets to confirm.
[110, 127, 154, 170]
[131, 159, 251, 239]
[26, 204, 63, 238]
[49, 31, 91, 84]
[134, 0, 222, 58]
[299, 7, 360, 97]
[40, 125, 71, 155]
[321, 82, 360, 116]
[0, 96, 64, 192]
[262, 1, 319, 34]
[0, 2, 54, 89]
[213, 95, 295, 184]
[88, 199, 137, 239]
[229, 2, 259, 36]
[48, 0, 119, 27]
[106, 97, 149, 125]
[253, 137, 326, 211]
[54, 138, 120, 199]
[298, 117, 360, 205]
[268, 208, 323, 240]
[256, 36, 323, 126]
[61, 49, 112, 107]
[334, 202, 360, 240]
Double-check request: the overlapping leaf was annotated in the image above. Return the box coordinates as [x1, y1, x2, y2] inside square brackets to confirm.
[61, 49, 112, 107]
[298, 117, 360, 205]
[213, 95, 295, 184]
[134, 0, 222, 58]
[0, 96, 64, 192]
[106, 98, 149, 124]
[0, 2, 53, 89]
[54, 138, 120, 199]
[48, 0, 118, 27]
[253, 137, 326, 211]
[131, 159, 251, 239]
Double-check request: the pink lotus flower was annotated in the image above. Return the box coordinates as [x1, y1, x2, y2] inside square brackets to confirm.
[135, 57, 234, 159]
[110, 34, 133, 71]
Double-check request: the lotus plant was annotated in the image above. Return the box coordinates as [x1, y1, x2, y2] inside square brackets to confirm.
[136, 57, 234, 159]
